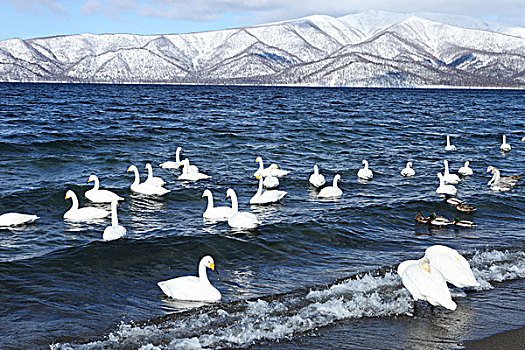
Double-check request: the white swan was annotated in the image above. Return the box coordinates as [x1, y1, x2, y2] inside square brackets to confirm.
[85, 174, 124, 203]
[0, 213, 39, 227]
[202, 189, 232, 221]
[457, 161, 473, 176]
[424, 245, 480, 288]
[309, 164, 326, 187]
[178, 159, 210, 181]
[269, 163, 290, 177]
[486, 166, 520, 191]
[445, 135, 456, 151]
[254, 156, 271, 177]
[226, 188, 260, 229]
[145, 163, 166, 187]
[250, 176, 287, 205]
[436, 173, 457, 195]
[500, 135, 511, 152]
[263, 164, 280, 189]
[127, 165, 170, 196]
[157, 255, 221, 301]
[318, 174, 342, 198]
[160, 147, 183, 169]
[398, 257, 457, 311]
[357, 160, 373, 180]
[64, 190, 110, 221]
[443, 160, 461, 185]
[400, 161, 415, 177]
[103, 200, 126, 241]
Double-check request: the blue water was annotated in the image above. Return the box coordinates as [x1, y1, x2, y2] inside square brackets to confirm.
[0, 83, 524, 349]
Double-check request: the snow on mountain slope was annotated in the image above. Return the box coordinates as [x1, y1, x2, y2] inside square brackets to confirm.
[0, 11, 523, 87]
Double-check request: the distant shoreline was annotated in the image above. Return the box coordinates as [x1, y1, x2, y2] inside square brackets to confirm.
[464, 326, 525, 350]
[0, 81, 524, 91]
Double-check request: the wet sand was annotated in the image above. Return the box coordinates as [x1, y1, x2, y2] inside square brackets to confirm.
[464, 326, 525, 350]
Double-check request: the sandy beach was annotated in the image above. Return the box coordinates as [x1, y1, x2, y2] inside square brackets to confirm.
[464, 326, 525, 350]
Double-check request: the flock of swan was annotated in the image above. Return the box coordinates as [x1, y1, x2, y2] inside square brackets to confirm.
[0, 134, 522, 308]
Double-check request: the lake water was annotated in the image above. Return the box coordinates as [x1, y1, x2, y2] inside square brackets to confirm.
[0, 83, 524, 349]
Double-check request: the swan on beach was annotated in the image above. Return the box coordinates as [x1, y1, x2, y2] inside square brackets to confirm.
[398, 257, 457, 311]
[157, 255, 221, 301]
[357, 160, 373, 180]
[202, 189, 232, 221]
[85, 174, 124, 203]
[443, 160, 461, 185]
[226, 188, 260, 229]
[64, 190, 110, 221]
[458, 161, 473, 176]
[250, 176, 287, 205]
[425, 245, 479, 288]
[103, 200, 126, 241]
[318, 174, 342, 198]
[436, 173, 457, 195]
[401, 161, 415, 177]
[445, 135, 456, 151]
[145, 163, 166, 187]
[500, 135, 511, 152]
[160, 147, 183, 169]
[309, 164, 326, 187]
[127, 165, 170, 196]
[178, 159, 210, 181]
[0, 213, 39, 227]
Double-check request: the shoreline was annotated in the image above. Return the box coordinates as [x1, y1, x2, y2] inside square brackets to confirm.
[464, 326, 525, 350]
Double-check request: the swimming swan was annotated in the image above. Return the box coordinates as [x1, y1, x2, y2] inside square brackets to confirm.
[318, 174, 342, 198]
[309, 164, 326, 187]
[500, 135, 511, 152]
[445, 135, 456, 151]
[398, 257, 457, 311]
[443, 160, 461, 185]
[357, 160, 373, 180]
[157, 255, 221, 301]
[401, 161, 415, 177]
[64, 190, 110, 221]
[424, 245, 479, 288]
[127, 165, 170, 196]
[254, 156, 271, 177]
[263, 164, 280, 189]
[226, 188, 260, 229]
[103, 200, 126, 241]
[145, 163, 166, 187]
[85, 174, 124, 203]
[269, 163, 290, 177]
[160, 147, 183, 169]
[0, 213, 39, 227]
[457, 161, 473, 176]
[202, 189, 232, 220]
[178, 159, 210, 181]
[250, 176, 287, 205]
[486, 166, 520, 187]
[436, 173, 457, 195]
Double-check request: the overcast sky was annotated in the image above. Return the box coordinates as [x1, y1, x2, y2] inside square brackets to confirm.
[1, 0, 524, 41]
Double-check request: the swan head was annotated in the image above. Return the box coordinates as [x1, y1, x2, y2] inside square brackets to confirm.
[200, 255, 218, 274]
[406, 161, 412, 168]
[126, 165, 138, 173]
[443, 159, 449, 166]
[255, 156, 262, 163]
[465, 161, 470, 167]
[418, 257, 431, 273]
[269, 163, 279, 170]
[65, 190, 75, 200]
[437, 172, 443, 179]
[362, 159, 368, 167]
[177, 146, 182, 153]
[145, 163, 152, 171]
[313, 164, 319, 172]
[88, 174, 98, 183]
[202, 189, 212, 198]
[226, 188, 236, 199]
[486, 166, 494, 173]
[334, 174, 341, 182]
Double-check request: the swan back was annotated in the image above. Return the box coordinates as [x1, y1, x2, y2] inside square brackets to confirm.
[425, 245, 479, 288]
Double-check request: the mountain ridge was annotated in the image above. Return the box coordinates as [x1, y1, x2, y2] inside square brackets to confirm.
[1, 11, 524, 87]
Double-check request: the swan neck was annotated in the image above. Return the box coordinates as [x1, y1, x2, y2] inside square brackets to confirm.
[147, 166, 153, 179]
[206, 193, 214, 210]
[198, 263, 211, 285]
[446, 135, 450, 146]
[93, 177, 100, 190]
[257, 177, 263, 195]
[314, 166, 319, 175]
[182, 161, 188, 174]
[70, 193, 79, 210]
[230, 192, 238, 213]
[439, 175, 445, 186]
[333, 177, 339, 188]
[111, 202, 118, 226]
[176, 148, 181, 163]
[132, 168, 140, 185]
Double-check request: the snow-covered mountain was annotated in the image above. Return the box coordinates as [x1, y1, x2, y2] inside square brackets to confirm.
[1, 10, 524, 87]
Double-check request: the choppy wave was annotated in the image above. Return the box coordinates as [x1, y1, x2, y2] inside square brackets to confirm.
[51, 249, 525, 349]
